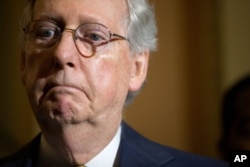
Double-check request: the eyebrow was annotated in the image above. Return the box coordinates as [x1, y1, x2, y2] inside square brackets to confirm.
[33, 14, 107, 28]
[33, 15, 64, 25]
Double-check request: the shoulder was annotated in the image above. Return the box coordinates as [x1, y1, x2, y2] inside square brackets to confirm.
[120, 122, 229, 167]
[0, 134, 40, 167]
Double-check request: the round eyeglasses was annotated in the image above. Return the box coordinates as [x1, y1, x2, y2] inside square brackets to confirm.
[23, 20, 127, 57]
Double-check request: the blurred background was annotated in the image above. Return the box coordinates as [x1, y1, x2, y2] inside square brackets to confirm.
[0, 0, 249, 160]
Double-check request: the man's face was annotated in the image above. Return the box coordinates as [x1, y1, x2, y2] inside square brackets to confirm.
[21, 0, 148, 128]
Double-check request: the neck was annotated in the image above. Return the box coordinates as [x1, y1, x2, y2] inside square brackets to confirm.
[37, 119, 122, 167]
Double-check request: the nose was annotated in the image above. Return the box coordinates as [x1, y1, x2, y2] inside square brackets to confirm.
[53, 29, 78, 69]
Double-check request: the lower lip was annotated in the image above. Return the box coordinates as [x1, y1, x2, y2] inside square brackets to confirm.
[40, 86, 82, 103]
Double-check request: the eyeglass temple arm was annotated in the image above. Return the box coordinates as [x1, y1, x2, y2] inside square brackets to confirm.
[112, 33, 127, 41]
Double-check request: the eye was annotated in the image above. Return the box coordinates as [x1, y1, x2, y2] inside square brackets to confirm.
[24, 20, 61, 48]
[76, 24, 110, 46]
[34, 27, 57, 40]
[87, 33, 103, 41]
[82, 31, 108, 45]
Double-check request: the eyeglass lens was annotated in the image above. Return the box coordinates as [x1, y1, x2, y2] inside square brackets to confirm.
[24, 21, 113, 57]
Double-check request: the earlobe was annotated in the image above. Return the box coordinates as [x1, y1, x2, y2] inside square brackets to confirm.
[129, 50, 150, 92]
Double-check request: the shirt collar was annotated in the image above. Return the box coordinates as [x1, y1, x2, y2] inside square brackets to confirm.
[85, 126, 121, 167]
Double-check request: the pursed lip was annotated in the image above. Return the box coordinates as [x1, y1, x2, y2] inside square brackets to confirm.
[44, 82, 82, 95]
[39, 81, 84, 104]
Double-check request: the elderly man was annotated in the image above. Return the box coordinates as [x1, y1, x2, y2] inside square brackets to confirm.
[0, 0, 228, 166]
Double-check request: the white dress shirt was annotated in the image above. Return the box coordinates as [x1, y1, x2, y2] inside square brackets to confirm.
[85, 126, 121, 167]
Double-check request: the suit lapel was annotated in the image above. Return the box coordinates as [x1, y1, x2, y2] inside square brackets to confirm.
[118, 122, 174, 167]
[9, 134, 41, 167]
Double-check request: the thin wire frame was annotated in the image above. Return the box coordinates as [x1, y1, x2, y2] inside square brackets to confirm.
[23, 20, 128, 57]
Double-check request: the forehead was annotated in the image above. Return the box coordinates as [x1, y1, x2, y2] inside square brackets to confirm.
[33, 0, 128, 28]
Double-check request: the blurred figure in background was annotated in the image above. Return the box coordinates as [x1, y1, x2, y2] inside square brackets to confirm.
[218, 75, 250, 161]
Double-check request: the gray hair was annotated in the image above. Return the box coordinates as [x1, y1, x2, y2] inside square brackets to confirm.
[21, 0, 157, 106]
[126, 0, 157, 54]
[124, 0, 157, 105]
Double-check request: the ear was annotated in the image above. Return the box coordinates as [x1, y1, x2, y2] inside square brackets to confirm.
[20, 50, 27, 85]
[129, 50, 150, 92]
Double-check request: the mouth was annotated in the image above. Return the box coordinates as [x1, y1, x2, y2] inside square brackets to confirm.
[39, 82, 83, 104]
[44, 83, 82, 95]
[43, 82, 57, 95]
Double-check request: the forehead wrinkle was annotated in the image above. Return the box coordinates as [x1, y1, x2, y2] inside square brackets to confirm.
[33, 0, 128, 32]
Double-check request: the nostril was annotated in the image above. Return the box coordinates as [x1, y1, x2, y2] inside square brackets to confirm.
[66, 62, 75, 67]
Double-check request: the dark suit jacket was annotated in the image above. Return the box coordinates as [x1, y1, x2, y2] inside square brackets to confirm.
[0, 122, 228, 167]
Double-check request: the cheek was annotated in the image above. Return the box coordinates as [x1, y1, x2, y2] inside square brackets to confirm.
[25, 70, 47, 108]
[24, 46, 53, 79]
[23, 49, 54, 102]
[91, 53, 132, 104]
